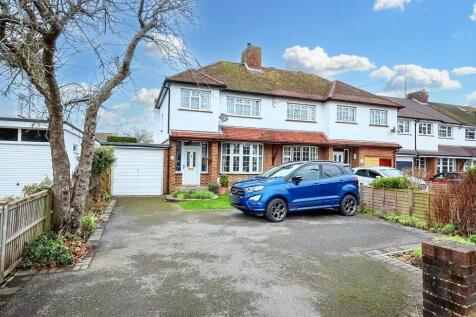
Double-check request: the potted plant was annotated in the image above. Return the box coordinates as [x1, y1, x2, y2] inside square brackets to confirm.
[218, 174, 229, 195]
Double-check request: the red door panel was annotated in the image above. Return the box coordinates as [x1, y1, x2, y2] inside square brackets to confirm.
[379, 158, 392, 167]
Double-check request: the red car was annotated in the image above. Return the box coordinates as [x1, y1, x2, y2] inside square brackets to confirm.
[429, 172, 461, 183]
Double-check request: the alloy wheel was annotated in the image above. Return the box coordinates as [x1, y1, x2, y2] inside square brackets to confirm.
[271, 201, 286, 221]
[343, 196, 357, 214]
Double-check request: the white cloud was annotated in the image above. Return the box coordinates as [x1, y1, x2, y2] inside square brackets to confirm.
[471, 3, 476, 21]
[143, 34, 186, 59]
[111, 102, 131, 110]
[373, 0, 411, 11]
[133, 88, 161, 106]
[467, 91, 476, 105]
[371, 64, 461, 93]
[452, 66, 476, 76]
[283, 45, 375, 77]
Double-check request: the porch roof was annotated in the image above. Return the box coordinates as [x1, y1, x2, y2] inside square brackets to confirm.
[398, 145, 476, 158]
[171, 127, 401, 148]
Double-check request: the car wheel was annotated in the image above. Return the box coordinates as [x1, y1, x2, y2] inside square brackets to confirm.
[340, 195, 358, 216]
[264, 198, 288, 222]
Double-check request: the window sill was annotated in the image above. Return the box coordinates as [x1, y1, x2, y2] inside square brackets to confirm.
[465, 139, 476, 141]
[220, 172, 262, 175]
[418, 134, 434, 137]
[369, 124, 388, 127]
[438, 136, 454, 139]
[397, 132, 412, 135]
[335, 121, 357, 125]
[226, 114, 262, 119]
[178, 108, 213, 113]
[286, 119, 317, 123]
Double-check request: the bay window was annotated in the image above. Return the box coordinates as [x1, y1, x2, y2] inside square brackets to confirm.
[221, 143, 263, 173]
[287, 103, 316, 121]
[418, 122, 433, 135]
[226, 97, 260, 117]
[181, 89, 210, 110]
[369, 109, 388, 126]
[283, 145, 318, 163]
[437, 158, 456, 173]
[438, 125, 453, 138]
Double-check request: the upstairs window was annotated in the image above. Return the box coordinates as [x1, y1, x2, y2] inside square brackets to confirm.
[418, 123, 433, 135]
[438, 125, 453, 138]
[465, 128, 476, 140]
[369, 109, 387, 126]
[180, 89, 210, 111]
[226, 97, 260, 117]
[0, 128, 19, 141]
[397, 120, 410, 134]
[21, 129, 48, 142]
[287, 103, 316, 121]
[336, 106, 356, 123]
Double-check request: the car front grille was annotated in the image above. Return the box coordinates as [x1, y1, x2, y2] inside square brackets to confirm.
[231, 187, 245, 196]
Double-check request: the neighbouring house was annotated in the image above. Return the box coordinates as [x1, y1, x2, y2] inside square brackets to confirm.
[0, 117, 83, 196]
[155, 44, 403, 193]
[389, 90, 476, 177]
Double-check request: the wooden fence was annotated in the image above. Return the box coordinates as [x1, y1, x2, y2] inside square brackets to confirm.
[0, 190, 52, 280]
[360, 185, 437, 224]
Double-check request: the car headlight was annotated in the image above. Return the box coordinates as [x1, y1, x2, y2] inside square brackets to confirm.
[244, 185, 264, 193]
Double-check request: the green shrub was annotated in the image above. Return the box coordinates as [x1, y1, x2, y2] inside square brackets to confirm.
[219, 174, 229, 188]
[171, 189, 214, 200]
[208, 182, 219, 194]
[92, 147, 116, 175]
[383, 214, 399, 222]
[469, 235, 476, 244]
[435, 223, 457, 235]
[413, 247, 422, 258]
[414, 219, 428, 230]
[81, 215, 98, 240]
[435, 235, 476, 245]
[21, 232, 73, 268]
[370, 177, 413, 189]
[379, 213, 428, 230]
[22, 177, 53, 196]
[106, 135, 137, 143]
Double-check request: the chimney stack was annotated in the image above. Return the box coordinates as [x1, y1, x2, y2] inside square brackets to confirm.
[406, 89, 429, 103]
[241, 43, 261, 69]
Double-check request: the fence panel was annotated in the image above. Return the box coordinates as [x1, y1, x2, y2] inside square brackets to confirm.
[0, 190, 52, 280]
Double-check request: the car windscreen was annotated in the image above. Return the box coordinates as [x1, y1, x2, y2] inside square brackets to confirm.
[380, 169, 402, 177]
[259, 163, 303, 179]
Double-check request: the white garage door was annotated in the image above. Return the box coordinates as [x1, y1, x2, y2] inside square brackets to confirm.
[112, 147, 164, 196]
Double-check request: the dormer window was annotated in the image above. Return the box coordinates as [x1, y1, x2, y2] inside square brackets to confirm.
[180, 89, 210, 111]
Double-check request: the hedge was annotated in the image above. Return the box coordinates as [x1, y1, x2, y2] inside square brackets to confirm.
[106, 135, 137, 143]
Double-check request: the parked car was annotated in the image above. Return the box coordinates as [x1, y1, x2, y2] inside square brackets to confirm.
[229, 161, 360, 222]
[352, 166, 428, 191]
[428, 172, 461, 183]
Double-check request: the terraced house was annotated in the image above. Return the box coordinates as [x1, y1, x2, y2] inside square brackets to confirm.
[155, 44, 404, 192]
[390, 90, 476, 176]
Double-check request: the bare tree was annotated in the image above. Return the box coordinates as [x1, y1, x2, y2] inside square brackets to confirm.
[0, 0, 195, 233]
[124, 127, 153, 143]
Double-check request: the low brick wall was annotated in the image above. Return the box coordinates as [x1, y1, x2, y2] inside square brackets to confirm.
[422, 240, 476, 317]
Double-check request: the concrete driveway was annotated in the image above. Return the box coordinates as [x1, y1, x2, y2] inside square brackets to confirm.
[2, 197, 432, 317]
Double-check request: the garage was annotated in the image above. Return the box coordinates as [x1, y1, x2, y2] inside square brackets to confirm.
[110, 144, 167, 196]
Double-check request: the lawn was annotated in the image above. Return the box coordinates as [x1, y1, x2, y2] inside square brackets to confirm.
[178, 195, 233, 210]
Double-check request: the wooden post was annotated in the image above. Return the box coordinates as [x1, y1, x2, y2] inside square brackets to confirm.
[44, 190, 52, 230]
[0, 202, 8, 281]
[408, 190, 413, 217]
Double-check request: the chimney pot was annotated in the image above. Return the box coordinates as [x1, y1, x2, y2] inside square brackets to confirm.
[241, 44, 261, 69]
[406, 89, 429, 103]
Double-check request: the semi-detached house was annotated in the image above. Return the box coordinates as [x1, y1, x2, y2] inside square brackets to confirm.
[155, 44, 403, 193]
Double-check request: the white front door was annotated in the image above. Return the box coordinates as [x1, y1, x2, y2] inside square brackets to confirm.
[182, 147, 200, 186]
[333, 151, 344, 163]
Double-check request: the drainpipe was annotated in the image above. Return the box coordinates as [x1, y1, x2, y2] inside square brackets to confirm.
[414, 119, 420, 174]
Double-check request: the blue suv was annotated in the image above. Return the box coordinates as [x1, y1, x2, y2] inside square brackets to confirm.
[229, 161, 360, 222]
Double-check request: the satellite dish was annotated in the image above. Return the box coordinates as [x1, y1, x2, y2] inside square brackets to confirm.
[219, 113, 229, 122]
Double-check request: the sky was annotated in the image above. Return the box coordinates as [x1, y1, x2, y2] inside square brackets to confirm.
[1, 0, 476, 133]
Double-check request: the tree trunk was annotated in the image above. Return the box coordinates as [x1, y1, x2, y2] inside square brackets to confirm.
[48, 105, 72, 232]
[70, 104, 100, 221]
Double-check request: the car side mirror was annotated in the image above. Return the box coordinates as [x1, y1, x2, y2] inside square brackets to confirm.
[291, 175, 304, 184]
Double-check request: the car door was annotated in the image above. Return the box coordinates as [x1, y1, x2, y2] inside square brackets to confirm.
[286, 164, 321, 210]
[355, 169, 372, 186]
[316, 164, 345, 206]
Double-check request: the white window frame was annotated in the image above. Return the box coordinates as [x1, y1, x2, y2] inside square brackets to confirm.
[465, 128, 476, 141]
[220, 142, 263, 174]
[282, 145, 318, 163]
[438, 125, 453, 138]
[226, 96, 261, 118]
[437, 158, 456, 173]
[369, 109, 388, 126]
[397, 120, 410, 134]
[464, 159, 476, 171]
[418, 122, 433, 136]
[415, 157, 426, 172]
[336, 105, 356, 123]
[180, 88, 211, 111]
[286, 103, 316, 122]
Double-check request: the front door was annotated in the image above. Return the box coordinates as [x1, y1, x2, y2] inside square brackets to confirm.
[182, 147, 200, 186]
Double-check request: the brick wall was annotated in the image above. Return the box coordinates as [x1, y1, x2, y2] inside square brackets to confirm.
[426, 158, 437, 177]
[422, 240, 476, 317]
